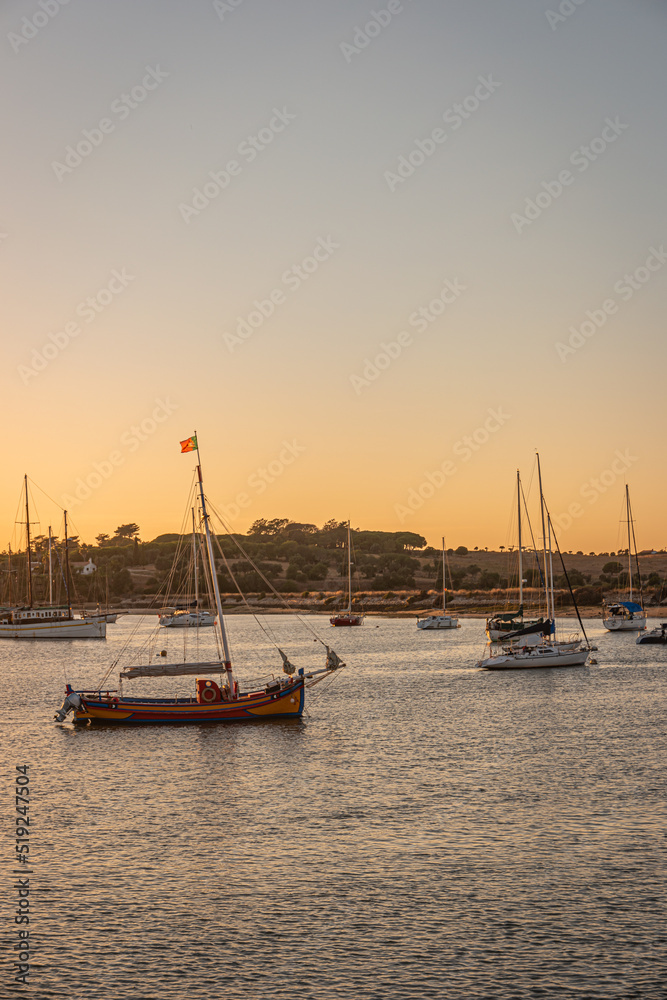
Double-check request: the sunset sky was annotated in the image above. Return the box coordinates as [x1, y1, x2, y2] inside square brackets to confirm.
[2, 0, 666, 552]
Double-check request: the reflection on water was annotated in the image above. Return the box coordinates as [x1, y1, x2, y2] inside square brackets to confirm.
[1, 616, 665, 998]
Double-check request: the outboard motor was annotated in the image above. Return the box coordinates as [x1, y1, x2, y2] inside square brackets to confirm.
[54, 691, 81, 722]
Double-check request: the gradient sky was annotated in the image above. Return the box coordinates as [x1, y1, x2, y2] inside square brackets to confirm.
[2, 0, 666, 552]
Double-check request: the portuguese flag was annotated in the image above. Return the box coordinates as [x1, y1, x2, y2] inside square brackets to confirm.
[180, 435, 197, 453]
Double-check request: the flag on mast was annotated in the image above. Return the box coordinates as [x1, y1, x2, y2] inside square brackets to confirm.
[180, 435, 198, 453]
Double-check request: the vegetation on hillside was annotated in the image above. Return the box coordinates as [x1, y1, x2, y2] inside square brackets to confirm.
[1, 518, 665, 606]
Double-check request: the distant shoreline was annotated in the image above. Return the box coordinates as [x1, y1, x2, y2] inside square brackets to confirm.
[117, 605, 666, 620]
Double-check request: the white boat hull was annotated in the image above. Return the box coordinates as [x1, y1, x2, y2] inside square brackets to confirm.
[479, 645, 589, 670]
[417, 616, 459, 630]
[0, 619, 106, 639]
[603, 616, 646, 631]
[159, 611, 216, 628]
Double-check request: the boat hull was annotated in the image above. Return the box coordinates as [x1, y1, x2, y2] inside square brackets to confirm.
[0, 619, 106, 639]
[159, 612, 216, 628]
[70, 678, 305, 724]
[480, 647, 589, 670]
[485, 618, 550, 642]
[636, 629, 667, 645]
[603, 617, 647, 631]
[330, 615, 363, 627]
[417, 616, 459, 630]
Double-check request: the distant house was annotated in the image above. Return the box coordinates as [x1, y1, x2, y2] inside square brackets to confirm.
[71, 558, 97, 576]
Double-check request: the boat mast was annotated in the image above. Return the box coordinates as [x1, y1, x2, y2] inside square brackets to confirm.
[192, 507, 199, 612]
[517, 471, 523, 613]
[627, 487, 644, 609]
[441, 537, 446, 616]
[347, 520, 352, 614]
[8, 544, 13, 605]
[63, 511, 72, 614]
[195, 449, 235, 695]
[536, 453, 551, 627]
[547, 515, 555, 628]
[24, 475, 33, 608]
[626, 484, 632, 602]
[48, 526, 53, 606]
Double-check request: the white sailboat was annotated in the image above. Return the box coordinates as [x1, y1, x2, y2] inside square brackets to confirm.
[417, 537, 459, 629]
[160, 508, 216, 628]
[603, 486, 646, 631]
[330, 521, 364, 626]
[0, 481, 105, 639]
[486, 471, 550, 641]
[479, 456, 589, 670]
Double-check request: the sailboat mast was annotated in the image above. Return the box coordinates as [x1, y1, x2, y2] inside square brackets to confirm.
[8, 544, 13, 605]
[24, 475, 33, 608]
[63, 511, 72, 613]
[347, 521, 352, 614]
[547, 515, 555, 628]
[517, 471, 523, 612]
[442, 537, 446, 615]
[196, 463, 235, 694]
[626, 484, 632, 602]
[536, 453, 551, 626]
[48, 526, 53, 606]
[192, 507, 198, 610]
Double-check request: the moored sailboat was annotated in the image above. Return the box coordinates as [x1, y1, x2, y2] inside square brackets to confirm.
[1, 480, 105, 639]
[603, 486, 646, 632]
[417, 537, 459, 629]
[479, 456, 590, 670]
[159, 508, 216, 628]
[55, 435, 344, 724]
[485, 471, 550, 641]
[330, 521, 364, 626]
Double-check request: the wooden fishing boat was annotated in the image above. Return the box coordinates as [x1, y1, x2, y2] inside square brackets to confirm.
[55, 435, 344, 725]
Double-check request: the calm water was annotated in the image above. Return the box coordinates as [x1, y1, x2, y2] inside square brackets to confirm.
[2, 616, 665, 999]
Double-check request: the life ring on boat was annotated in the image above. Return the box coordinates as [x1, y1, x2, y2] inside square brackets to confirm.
[201, 686, 218, 703]
[111, 698, 119, 709]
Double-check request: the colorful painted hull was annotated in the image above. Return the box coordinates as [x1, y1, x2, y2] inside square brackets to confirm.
[70, 677, 305, 724]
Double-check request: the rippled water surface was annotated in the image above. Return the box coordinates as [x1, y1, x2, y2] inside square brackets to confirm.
[2, 616, 665, 999]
